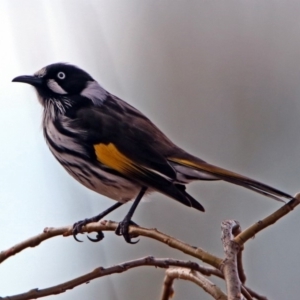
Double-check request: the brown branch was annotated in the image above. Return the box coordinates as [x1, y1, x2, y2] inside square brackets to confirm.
[237, 249, 246, 284]
[0, 226, 69, 264]
[0, 220, 222, 268]
[0, 256, 214, 300]
[231, 223, 247, 285]
[163, 267, 227, 300]
[221, 220, 243, 300]
[1, 191, 297, 300]
[234, 193, 300, 246]
[240, 286, 253, 300]
[161, 273, 175, 300]
[244, 286, 268, 300]
[159, 266, 259, 300]
[2, 192, 298, 267]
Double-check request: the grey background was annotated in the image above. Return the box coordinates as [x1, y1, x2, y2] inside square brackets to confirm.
[1, 1, 300, 299]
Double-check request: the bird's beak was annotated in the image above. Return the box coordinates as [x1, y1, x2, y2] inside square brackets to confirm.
[12, 75, 43, 87]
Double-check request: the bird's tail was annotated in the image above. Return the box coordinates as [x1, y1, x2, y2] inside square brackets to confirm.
[169, 157, 292, 202]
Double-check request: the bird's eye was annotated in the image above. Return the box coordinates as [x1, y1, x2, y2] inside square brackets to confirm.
[57, 72, 66, 80]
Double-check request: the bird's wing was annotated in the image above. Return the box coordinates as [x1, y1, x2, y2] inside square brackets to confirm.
[76, 94, 179, 178]
[168, 155, 292, 202]
[69, 96, 204, 211]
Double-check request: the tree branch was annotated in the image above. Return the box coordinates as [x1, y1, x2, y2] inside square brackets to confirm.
[2, 192, 298, 267]
[240, 286, 253, 300]
[163, 267, 227, 300]
[234, 193, 300, 246]
[221, 220, 243, 300]
[161, 273, 175, 300]
[237, 248, 246, 284]
[244, 286, 268, 300]
[0, 221, 222, 268]
[232, 223, 247, 285]
[0, 226, 69, 264]
[1, 191, 297, 300]
[0, 257, 214, 300]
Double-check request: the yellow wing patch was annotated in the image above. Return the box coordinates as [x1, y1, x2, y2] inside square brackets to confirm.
[94, 143, 141, 174]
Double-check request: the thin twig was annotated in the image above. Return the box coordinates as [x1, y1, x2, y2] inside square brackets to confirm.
[234, 193, 300, 246]
[164, 267, 227, 300]
[0, 257, 213, 300]
[0, 221, 222, 268]
[221, 220, 243, 300]
[241, 286, 253, 300]
[0, 226, 69, 264]
[244, 286, 268, 300]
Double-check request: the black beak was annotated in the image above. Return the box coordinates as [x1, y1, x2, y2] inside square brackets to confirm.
[12, 75, 43, 87]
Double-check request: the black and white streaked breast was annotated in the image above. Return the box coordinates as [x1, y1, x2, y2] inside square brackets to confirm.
[42, 96, 141, 203]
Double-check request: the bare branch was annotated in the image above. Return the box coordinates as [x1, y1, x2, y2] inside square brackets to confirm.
[2, 191, 299, 267]
[164, 267, 227, 300]
[237, 249, 246, 284]
[240, 286, 254, 300]
[0, 226, 69, 264]
[0, 256, 214, 300]
[244, 286, 268, 300]
[234, 193, 300, 246]
[221, 220, 243, 300]
[161, 273, 175, 300]
[0, 221, 222, 268]
[231, 224, 246, 285]
[1, 191, 297, 300]
[160, 267, 255, 300]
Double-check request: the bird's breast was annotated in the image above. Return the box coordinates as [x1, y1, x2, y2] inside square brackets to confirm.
[42, 114, 142, 202]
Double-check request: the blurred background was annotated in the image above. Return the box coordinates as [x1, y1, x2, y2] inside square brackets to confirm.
[1, 1, 300, 299]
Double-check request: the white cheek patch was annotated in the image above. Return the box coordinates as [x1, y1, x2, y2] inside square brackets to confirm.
[47, 79, 68, 94]
[80, 81, 107, 105]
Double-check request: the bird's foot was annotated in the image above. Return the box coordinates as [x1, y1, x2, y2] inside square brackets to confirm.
[72, 218, 104, 243]
[115, 220, 140, 244]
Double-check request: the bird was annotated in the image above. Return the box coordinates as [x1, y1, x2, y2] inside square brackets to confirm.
[12, 63, 292, 244]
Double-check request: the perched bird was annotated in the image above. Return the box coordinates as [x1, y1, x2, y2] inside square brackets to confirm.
[13, 63, 292, 243]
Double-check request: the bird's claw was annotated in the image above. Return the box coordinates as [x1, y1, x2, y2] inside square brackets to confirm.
[72, 219, 88, 242]
[73, 217, 139, 244]
[73, 218, 104, 243]
[115, 220, 140, 244]
[87, 231, 105, 242]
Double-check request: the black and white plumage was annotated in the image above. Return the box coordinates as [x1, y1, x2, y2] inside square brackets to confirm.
[13, 63, 292, 243]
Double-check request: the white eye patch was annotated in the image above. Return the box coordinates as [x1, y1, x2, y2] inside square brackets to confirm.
[47, 79, 68, 94]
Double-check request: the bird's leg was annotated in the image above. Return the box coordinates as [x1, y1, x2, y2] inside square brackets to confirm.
[115, 186, 147, 244]
[73, 202, 123, 242]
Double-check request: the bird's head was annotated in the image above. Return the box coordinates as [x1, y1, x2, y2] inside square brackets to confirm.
[12, 63, 107, 112]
